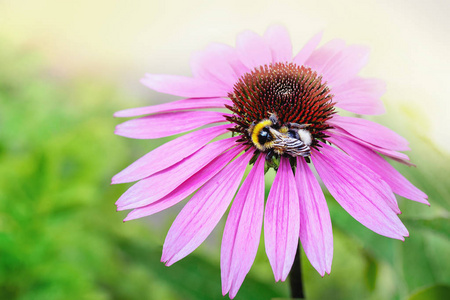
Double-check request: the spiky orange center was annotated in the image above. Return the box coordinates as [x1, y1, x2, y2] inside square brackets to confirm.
[226, 62, 335, 147]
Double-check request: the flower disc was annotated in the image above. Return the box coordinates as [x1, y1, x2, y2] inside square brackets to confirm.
[226, 62, 336, 149]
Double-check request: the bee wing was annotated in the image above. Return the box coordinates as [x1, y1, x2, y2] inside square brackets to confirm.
[285, 139, 311, 157]
[269, 128, 311, 157]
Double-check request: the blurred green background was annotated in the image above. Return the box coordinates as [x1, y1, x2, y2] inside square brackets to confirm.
[0, 1, 449, 299]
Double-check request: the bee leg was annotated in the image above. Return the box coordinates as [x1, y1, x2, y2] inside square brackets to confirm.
[265, 149, 275, 161]
[247, 121, 256, 136]
[287, 122, 310, 130]
[269, 113, 279, 127]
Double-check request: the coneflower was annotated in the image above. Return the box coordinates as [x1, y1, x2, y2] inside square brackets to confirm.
[113, 25, 428, 298]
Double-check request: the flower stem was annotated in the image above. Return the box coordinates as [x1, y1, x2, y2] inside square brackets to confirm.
[289, 244, 305, 299]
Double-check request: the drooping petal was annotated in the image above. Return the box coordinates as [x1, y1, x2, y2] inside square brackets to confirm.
[191, 43, 243, 88]
[221, 155, 265, 298]
[114, 97, 233, 118]
[115, 111, 229, 139]
[236, 30, 272, 70]
[292, 31, 323, 66]
[112, 124, 230, 184]
[328, 128, 414, 166]
[304, 39, 346, 75]
[328, 115, 410, 151]
[141, 74, 229, 98]
[314, 142, 400, 215]
[162, 150, 253, 266]
[264, 25, 292, 63]
[264, 156, 300, 282]
[313, 143, 408, 240]
[328, 136, 429, 205]
[296, 158, 333, 276]
[124, 145, 245, 221]
[116, 137, 239, 210]
[332, 77, 386, 115]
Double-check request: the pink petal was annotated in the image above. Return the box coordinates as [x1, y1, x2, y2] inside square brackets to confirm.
[162, 150, 253, 266]
[296, 158, 333, 276]
[328, 115, 410, 151]
[314, 141, 400, 214]
[320, 45, 370, 87]
[116, 137, 239, 210]
[114, 97, 233, 118]
[141, 73, 229, 98]
[332, 77, 386, 115]
[304, 39, 347, 75]
[236, 30, 272, 70]
[221, 155, 265, 298]
[191, 43, 242, 88]
[193, 43, 249, 79]
[292, 31, 323, 66]
[305, 40, 370, 88]
[124, 145, 245, 221]
[264, 156, 300, 282]
[328, 128, 414, 166]
[112, 124, 231, 184]
[312, 143, 408, 240]
[264, 25, 292, 63]
[114, 111, 229, 139]
[328, 136, 429, 205]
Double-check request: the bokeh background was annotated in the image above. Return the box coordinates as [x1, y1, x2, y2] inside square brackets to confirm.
[1, 0, 449, 299]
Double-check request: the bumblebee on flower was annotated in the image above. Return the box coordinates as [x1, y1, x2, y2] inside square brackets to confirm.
[113, 25, 428, 298]
[246, 112, 313, 160]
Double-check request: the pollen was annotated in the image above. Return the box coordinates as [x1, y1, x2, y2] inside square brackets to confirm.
[225, 62, 336, 148]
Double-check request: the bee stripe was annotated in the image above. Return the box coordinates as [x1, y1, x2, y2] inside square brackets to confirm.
[251, 119, 273, 147]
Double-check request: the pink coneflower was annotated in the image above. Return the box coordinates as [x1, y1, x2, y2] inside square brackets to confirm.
[113, 26, 428, 298]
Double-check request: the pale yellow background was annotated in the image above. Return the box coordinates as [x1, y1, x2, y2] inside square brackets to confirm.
[1, 0, 449, 151]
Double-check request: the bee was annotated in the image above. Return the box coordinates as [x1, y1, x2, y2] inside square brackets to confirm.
[248, 113, 312, 159]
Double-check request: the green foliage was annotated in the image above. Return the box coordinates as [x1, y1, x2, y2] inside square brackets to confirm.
[0, 40, 448, 300]
[407, 285, 450, 300]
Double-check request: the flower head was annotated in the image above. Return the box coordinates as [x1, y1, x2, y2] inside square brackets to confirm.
[113, 26, 428, 298]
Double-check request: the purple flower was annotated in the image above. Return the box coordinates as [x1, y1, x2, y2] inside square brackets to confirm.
[113, 26, 428, 298]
